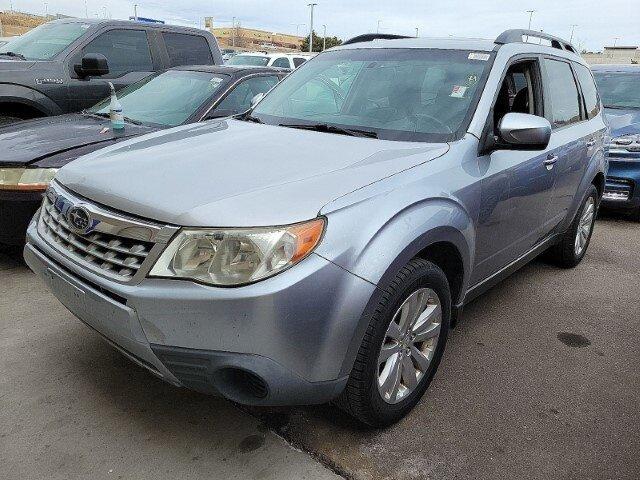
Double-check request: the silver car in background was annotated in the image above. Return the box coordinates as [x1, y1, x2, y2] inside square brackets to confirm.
[25, 30, 607, 426]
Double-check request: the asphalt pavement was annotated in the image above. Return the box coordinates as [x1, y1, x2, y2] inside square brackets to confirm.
[1, 213, 638, 480]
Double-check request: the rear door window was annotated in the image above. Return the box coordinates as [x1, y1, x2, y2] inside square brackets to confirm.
[543, 58, 582, 128]
[574, 63, 600, 119]
[162, 32, 213, 67]
[293, 57, 307, 67]
[216, 75, 279, 114]
[272, 57, 291, 68]
[83, 29, 153, 77]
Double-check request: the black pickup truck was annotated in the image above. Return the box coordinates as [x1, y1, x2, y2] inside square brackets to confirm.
[0, 18, 223, 124]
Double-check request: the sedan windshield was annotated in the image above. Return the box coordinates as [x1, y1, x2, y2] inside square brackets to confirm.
[0, 22, 88, 60]
[89, 70, 229, 127]
[593, 72, 640, 109]
[251, 48, 491, 142]
[227, 55, 270, 66]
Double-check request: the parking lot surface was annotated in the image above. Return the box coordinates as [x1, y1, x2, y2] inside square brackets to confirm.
[1, 215, 638, 480]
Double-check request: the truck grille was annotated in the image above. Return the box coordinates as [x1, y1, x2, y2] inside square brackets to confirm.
[40, 195, 154, 280]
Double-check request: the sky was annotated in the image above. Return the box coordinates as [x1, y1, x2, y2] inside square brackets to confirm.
[3, 0, 638, 52]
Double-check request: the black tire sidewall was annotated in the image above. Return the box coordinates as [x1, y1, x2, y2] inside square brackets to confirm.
[364, 260, 451, 425]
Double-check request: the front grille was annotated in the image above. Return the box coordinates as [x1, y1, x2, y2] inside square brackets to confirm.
[603, 178, 633, 202]
[40, 195, 154, 280]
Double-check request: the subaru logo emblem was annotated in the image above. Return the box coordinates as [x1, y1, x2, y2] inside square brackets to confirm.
[66, 206, 92, 234]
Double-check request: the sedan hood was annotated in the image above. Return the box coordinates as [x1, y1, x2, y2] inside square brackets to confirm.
[58, 119, 449, 227]
[0, 114, 155, 167]
[603, 107, 640, 138]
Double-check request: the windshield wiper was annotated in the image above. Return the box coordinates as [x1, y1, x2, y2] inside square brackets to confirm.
[235, 111, 263, 123]
[0, 51, 26, 60]
[123, 116, 142, 125]
[279, 123, 378, 138]
[604, 104, 639, 110]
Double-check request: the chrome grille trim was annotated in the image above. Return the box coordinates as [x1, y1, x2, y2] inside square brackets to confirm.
[38, 181, 179, 284]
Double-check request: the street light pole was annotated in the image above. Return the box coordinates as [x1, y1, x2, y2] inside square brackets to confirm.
[232, 16, 236, 47]
[526, 9, 535, 30]
[613, 37, 620, 48]
[84, 0, 88, 18]
[133, 4, 138, 21]
[415, 27, 419, 38]
[377, 20, 382, 33]
[322, 24, 326, 51]
[308, 3, 317, 53]
[569, 24, 577, 43]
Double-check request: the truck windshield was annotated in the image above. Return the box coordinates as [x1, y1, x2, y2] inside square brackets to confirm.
[593, 72, 640, 109]
[89, 70, 230, 127]
[251, 48, 492, 142]
[0, 22, 88, 60]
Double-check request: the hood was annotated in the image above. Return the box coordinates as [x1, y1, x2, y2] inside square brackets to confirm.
[0, 114, 156, 167]
[0, 58, 37, 71]
[603, 107, 640, 138]
[57, 119, 449, 227]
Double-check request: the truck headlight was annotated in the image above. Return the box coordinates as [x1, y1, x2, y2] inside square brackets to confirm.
[0, 168, 58, 191]
[149, 218, 325, 286]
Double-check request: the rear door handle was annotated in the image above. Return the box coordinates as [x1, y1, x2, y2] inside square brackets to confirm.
[586, 140, 596, 148]
[544, 154, 558, 170]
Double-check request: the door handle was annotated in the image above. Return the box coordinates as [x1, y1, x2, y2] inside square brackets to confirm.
[544, 154, 558, 170]
[586, 140, 596, 148]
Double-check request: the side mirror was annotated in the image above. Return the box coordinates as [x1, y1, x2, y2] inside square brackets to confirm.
[497, 113, 551, 150]
[250, 92, 265, 108]
[74, 53, 109, 78]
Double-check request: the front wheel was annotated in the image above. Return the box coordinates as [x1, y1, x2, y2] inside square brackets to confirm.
[549, 185, 598, 268]
[336, 258, 451, 427]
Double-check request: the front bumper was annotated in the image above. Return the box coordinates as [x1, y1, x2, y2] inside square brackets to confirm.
[602, 156, 640, 211]
[0, 190, 43, 245]
[25, 218, 375, 406]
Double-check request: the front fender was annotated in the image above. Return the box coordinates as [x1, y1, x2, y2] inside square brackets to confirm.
[0, 83, 62, 116]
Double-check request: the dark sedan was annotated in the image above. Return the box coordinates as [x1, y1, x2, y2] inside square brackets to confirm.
[592, 64, 640, 220]
[0, 65, 287, 245]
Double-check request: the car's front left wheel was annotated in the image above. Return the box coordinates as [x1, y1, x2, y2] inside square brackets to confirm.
[336, 258, 451, 427]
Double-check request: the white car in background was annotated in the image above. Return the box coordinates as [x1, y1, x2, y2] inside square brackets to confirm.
[226, 51, 314, 69]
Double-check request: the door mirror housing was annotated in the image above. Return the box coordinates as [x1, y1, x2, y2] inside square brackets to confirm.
[250, 92, 265, 108]
[497, 113, 552, 150]
[74, 53, 109, 78]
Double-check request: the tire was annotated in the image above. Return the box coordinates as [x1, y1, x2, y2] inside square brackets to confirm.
[0, 116, 24, 126]
[336, 258, 451, 427]
[548, 185, 599, 268]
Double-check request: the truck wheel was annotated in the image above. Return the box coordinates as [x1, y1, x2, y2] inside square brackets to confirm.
[549, 185, 598, 268]
[336, 258, 451, 427]
[0, 116, 23, 126]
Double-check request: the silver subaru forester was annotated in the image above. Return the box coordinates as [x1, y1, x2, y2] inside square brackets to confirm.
[25, 30, 607, 426]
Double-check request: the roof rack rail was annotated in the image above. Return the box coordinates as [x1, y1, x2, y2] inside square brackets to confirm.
[495, 29, 577, 53]
[342, 33, 412, 45]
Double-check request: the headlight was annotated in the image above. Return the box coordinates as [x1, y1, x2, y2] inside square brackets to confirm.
[0, 167, 58, 191]
[149, 218, 325, 286]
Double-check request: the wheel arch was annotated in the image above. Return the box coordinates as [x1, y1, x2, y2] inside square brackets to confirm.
[0, 84, 62, 118]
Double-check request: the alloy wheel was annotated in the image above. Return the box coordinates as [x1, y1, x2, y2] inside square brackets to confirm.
[377, 287, 442, 404]
[574, 197, 595, 257]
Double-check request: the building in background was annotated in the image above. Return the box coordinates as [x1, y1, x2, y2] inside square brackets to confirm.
[0, 10, 63, 37]
[583, 45, 640, 65]
[211, 25, 303, 52]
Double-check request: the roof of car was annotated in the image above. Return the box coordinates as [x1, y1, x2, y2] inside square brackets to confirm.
[170, 65, 288, 76]
[233, 51, 314, 58]
[590, 64, 640, 73]
[49, 17, 209, 34]
[334, 36, 499, 52]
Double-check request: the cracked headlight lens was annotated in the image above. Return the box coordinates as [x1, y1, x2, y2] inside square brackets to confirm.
[149, 218, 325, 286]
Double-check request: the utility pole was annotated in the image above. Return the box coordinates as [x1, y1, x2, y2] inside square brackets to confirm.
[232, 16, 236, 47]
[133, 4, 138, 21]
[307, 3, 317, 53]
[322, 24, 326, 51]
[377, 20, 382, 33]
[569, 24, 577, 43]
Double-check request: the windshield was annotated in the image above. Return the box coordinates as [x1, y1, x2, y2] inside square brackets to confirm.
[251, 48, 491, 142]
[0, 22, 88, 60]
[89, 70, 229, 127]
[227, 55, 270, 66]
[593, 72, 640, 109]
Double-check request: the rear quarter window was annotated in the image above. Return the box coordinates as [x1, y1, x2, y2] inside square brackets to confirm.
[163, 32, 213, 67]
[574, 64, 600, 119]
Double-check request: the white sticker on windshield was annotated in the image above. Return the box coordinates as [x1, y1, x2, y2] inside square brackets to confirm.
[468, 52, 490, 61]
[450, 85, 468, 98]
